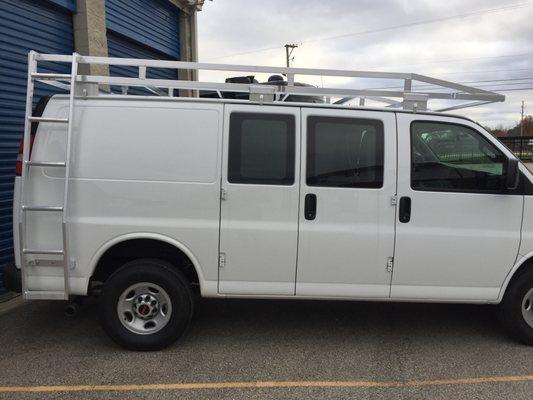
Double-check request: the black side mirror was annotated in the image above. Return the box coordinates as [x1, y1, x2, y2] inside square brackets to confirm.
[506, 158, 520, 190]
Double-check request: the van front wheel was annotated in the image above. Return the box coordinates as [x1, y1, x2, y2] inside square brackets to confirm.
[100, 259, 193, 350]
[500, 269, 533, 346]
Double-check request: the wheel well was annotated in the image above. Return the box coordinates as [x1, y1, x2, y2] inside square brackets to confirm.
[504, 257, 533, 298]
[91, 239, 200, 292]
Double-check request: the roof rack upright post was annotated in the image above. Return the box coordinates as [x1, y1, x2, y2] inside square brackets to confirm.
[403, 93, 429, 112]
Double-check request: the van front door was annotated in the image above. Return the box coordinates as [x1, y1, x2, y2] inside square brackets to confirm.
[392, 114, 523, 301]
[296, 109, 397, 298]
[218, 105, 300, 295]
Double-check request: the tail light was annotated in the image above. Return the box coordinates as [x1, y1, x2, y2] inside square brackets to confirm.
[15, 134, 35, 177]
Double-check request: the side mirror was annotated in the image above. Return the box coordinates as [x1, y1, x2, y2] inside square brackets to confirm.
[506, 158, 520, 190]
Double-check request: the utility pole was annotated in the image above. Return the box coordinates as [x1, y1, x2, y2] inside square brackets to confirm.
[521, 101, 525, 137]
[285, 44, 298, 68]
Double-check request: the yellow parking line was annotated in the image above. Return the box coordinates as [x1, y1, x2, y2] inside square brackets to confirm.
[0, 375, 532, 393]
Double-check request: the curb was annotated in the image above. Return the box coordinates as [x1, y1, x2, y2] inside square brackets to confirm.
[0, 294, 25, 315]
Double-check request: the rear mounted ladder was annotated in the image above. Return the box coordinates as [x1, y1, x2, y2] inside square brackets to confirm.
[19, 51, 79, 300]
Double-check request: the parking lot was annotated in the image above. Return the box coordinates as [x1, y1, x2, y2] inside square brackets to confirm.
[0, 297, 532, 399]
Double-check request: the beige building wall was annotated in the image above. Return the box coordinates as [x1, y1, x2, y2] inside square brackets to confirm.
[72, 0, 109, 76]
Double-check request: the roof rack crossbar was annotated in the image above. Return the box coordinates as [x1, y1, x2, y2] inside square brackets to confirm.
[31, 52, 505, 112]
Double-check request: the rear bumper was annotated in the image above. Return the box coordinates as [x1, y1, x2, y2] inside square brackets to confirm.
[3, 264, 21, 293]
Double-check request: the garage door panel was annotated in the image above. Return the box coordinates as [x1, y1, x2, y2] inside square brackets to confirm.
[0, 0, 74, 292]
[106, 0, 180, 59]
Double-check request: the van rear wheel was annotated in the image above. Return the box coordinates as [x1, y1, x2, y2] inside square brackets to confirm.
[499, 269, 533, 346]
[100, 259, 193, 351]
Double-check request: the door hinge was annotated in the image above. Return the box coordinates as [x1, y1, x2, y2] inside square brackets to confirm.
[391, 195, 397, 206]
[218, 252, 226, 268]
[386, 257, 394, 273]
[220, 188, 227, 201]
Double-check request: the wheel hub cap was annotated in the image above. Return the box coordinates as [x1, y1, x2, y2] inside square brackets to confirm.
[117, 282, 172, 335]
[134, 294, 159, 319]
[522, 287, 533, 329]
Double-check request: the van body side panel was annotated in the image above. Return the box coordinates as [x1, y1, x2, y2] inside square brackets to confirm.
[23, 98, 223, 294]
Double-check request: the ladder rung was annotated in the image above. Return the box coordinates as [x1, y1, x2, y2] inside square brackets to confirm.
[26, 161, 66, 167]
[22, 205, 63, 212]
[23, 249, 64, 255]
[24, 291, 67, 300]
[31, 73, 71, 81]
[28, 116, 68, 123]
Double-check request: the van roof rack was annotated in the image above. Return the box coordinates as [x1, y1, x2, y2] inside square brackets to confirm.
[30, 52, 505, 112]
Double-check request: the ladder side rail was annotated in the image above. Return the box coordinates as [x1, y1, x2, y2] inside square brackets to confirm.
[61, 53, 79, 299]
[19, 51, 38, 297]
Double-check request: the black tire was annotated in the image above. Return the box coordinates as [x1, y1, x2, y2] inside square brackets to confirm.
[499, 268, 533, 345]
[100, 258, 193, 351]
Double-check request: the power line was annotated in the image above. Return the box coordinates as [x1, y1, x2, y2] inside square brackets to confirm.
[204, 2, 533, 61]
[204, 44, 283, 62]
[393, 86, 533, 92]
[300, 2, 533, 46]
[436, 68, 533, 76]
[358, 53, 533, 71]
[456, 78, 533, 84]
[497, 87, 533, 92]
[364, 77, 533, 91]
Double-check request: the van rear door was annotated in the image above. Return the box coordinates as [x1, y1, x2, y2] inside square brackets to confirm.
[218, 105, 300, 295]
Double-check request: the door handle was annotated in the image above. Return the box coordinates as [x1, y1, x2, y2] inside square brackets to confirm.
[399, 196, 411, 223]
[305, 193, 317, 220]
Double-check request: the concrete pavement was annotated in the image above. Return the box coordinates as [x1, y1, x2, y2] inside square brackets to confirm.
[0, 297, 532, 399]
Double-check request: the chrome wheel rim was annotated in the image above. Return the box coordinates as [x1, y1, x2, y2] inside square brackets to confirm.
[117, 282, 172, 335]
[522, 288, 533, 329]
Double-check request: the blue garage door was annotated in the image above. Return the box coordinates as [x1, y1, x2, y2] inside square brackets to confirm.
[107, 33, 178, 95]
[0, 0, 75, 293]
[106, 0, 180, 93]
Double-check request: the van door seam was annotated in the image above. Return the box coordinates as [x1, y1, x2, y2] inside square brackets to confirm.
[389, 112, 400, 298]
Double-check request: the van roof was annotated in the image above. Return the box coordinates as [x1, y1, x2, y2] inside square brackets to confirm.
[52, 93, 479, 125]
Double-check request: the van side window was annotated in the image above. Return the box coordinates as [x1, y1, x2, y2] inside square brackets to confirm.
[411, 121, 506, 193]
[228, 113, 295, 185]
[306, 116, 384, 188]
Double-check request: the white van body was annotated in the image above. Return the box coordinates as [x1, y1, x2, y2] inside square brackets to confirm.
[13, 95, 533, 304]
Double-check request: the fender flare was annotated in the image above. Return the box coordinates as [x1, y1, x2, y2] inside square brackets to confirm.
[497, 251, 533, 302]
[87, 232, 206, 289]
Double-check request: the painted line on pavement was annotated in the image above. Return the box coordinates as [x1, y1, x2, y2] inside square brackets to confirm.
[0, 374, 532, 393]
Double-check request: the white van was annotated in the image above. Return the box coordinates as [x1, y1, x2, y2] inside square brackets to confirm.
[5, 53, 533, 350]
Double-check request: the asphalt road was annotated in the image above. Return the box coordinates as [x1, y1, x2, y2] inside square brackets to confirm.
[0, 297, 532, 399]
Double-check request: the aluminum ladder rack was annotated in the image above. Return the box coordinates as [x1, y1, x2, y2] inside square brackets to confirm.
[31, 52, 505, 112]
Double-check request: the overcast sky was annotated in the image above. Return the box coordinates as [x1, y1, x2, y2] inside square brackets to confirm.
[197, 0, 533, 128]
